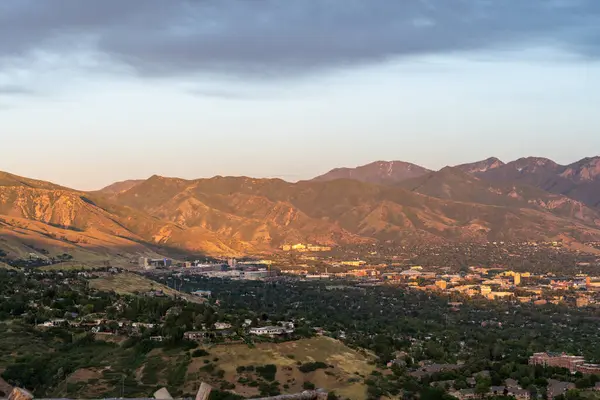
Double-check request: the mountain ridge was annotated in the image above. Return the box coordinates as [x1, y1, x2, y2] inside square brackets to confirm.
[2, 156, 600, 261]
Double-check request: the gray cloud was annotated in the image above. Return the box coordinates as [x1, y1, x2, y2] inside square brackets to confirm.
[0, 0, 599, 79]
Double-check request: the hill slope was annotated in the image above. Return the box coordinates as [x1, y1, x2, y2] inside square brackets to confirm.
[95, 179, 145, 195]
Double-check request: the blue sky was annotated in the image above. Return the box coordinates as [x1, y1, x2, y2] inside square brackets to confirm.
[1, 0, 599, 190]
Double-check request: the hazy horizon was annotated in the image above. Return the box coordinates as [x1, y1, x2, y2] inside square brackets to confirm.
[2, 1, 600, 190]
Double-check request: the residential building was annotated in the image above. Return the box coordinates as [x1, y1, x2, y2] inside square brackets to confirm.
[249, 326, 291, 336]
[192, 290, 212, 298]
[547, 380, 575, 399]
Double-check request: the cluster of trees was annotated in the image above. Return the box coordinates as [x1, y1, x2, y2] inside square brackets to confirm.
[182, 277, 600, 365]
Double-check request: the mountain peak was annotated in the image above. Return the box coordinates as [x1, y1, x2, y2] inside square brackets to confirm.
[312, 160, 431, 184]
[455, 157, 505, 174]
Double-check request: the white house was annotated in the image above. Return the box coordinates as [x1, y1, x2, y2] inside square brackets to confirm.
[249, 326, 294, 336]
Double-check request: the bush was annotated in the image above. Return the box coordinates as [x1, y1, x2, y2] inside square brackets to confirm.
[303, 382, 316, 390]
[201, 363, 215, 373]
[236, 366, 246, 373]
[220, 382, 235, 390]
[259, 381, 281, 396]
[208, 389, 244, 400]
[192, 349, 210, 357]
[256, 364, 277, 381]
[299, 361, 328, 373]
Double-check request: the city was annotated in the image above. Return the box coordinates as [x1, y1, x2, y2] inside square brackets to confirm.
[2, 1, 600, 399]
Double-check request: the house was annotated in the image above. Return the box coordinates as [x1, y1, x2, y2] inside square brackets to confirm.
[505, 378, 520, 389]
[547, 380, 575, 399]
[249, 326, 292, 336]
[508, 388, 531, 400]
[214, 322, 232, 330]
[184, 331, 208, 341]
[452, 389, 477, 400]
[242, 319, 253, 327]
[150, 336, 165, 342]
[192, 290, 212, 298]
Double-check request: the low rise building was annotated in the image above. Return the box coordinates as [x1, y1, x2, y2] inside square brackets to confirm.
[249, 326, 293, 336]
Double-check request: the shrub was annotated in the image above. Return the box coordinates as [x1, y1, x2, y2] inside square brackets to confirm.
[303, 382, 316, 390]
[192, 349, 210, 357]
[299, 362, 328, 373]
[256, 364, 277, 381]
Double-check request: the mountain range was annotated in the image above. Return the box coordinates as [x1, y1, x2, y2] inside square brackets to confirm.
[0, 155, 599, 261]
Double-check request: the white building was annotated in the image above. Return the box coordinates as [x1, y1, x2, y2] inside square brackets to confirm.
[249, 326, 293, 336]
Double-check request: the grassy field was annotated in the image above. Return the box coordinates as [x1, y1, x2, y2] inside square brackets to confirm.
[185, 336, 375, 399]
[0, 323, 373, 400]
[88, 272, 201, 303]
[39, 261, 104, 271]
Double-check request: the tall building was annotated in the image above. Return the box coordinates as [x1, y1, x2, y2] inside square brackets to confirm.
[514, 273, 521, 286]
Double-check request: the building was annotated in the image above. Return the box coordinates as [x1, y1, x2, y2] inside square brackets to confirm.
[142, 258, 173, 268]
[576, 297, 590, 308]
[184, 331, 208, 341]
[214, 322, 232, 330]
[480, 285, 492, 296]
[249, 326, 293, 336]
[487, 291, 514, 300]
[529, 353, 585, 372]
[547, 380, 575, 399]
[435, 280, 447, 290]
[192, 290, 212, 298]
[340, 260, 366, 267]
[575, 364, 600, 375]
[307, 245, 332, 252]
[240, 270, 270, 280]
[514, 273, 521, 286]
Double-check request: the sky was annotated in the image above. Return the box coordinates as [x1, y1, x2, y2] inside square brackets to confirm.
[1, 0, 600, 190]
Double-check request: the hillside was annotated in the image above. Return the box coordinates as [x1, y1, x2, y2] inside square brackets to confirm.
[110, 174, 600, 246]
[95, 179, 145, 195]
[89, 272, 203, 303]
[312, 160, 431, 185]
[3, 163, 600, 260]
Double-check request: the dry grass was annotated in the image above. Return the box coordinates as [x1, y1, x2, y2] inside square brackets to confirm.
[88, 272, 202, 303]
[40, 261, 103, 271]
[186, 336, 374, 400]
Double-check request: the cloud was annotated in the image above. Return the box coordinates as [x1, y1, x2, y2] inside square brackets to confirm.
[0, 84, 34, 96]
[0, 0, 599, 79]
